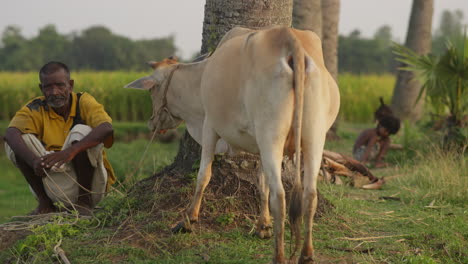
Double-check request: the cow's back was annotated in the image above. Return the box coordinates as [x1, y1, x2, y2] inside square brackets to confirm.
[200, 26, 339, 153]
[201, 27, 296, 153]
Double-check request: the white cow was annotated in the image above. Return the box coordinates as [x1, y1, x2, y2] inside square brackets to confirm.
[125, 26, 340, 264]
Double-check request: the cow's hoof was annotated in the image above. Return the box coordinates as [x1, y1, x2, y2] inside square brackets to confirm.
[255, 224, 273, 239]
[298, 255, 315, 264]
[171, 221, 192, 233]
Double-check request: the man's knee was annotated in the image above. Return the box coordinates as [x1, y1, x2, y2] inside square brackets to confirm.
[4, 134, 41, 167]
[68, 125, 92, 142]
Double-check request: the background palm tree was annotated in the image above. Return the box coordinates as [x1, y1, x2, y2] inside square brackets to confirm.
[393, 36, 467, 148]
[391, 0, 434, 122]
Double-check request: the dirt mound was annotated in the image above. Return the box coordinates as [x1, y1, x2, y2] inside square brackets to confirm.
[0, 227, 30, 252]
[127, 152, 333, 233]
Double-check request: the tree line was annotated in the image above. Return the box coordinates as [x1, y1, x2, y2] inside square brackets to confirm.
[339, 9, 466, 74]
[0, 9, 465, 73]
[0, 25, 176, 71]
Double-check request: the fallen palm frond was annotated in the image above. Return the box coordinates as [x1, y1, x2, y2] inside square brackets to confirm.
[321, 150, 385, 189]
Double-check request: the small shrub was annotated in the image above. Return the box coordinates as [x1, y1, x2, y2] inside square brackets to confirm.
[216, 213, 236, 226]
[15, 216, 80, 263]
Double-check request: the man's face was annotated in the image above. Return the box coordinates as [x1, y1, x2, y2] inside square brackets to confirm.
[39, 69, 73, 108]
[377, 126, 390, 138]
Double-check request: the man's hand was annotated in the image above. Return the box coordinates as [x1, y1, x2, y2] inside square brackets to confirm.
[40, 148, 76, 172]
[32, 157, 47, 177]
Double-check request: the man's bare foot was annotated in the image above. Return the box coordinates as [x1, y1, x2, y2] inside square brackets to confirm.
[74, 201, 93, 216]
[374, 162, 389, 168]
[29, 204, 56, 215]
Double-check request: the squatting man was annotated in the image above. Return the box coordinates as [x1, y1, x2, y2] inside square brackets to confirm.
[4, 61, 115, 216]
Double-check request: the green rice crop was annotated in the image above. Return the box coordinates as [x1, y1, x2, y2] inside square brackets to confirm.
[72, 71, 153, 122]
[0, 72, 395, 123]
[0, 72, 40, 120]
[0, 71, 153, 122]
[338, 73, 395, 123]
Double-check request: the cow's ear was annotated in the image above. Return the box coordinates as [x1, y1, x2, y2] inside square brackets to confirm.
[147, 61, 158, 69]
[124, 76, 157, 90]
[168, 56, 179, 62]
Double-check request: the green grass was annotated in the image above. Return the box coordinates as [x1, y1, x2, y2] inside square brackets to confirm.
[317, 184, 467, 263]
[396, 148, 467, 205]
[0, 155, 37, 220]
[1, 72, 465, 263]
[0, 121, 466, 263]
[107, 138, 178, 184]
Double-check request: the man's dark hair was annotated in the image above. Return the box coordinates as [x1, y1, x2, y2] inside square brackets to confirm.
[374, 97, 393, 122]
[378, 115, 400, 135]
[39, 61, 71, 81]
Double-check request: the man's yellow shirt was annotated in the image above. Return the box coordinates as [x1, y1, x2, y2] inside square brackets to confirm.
[9, 92, 116, 188]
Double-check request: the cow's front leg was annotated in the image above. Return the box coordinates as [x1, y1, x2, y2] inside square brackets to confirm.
[172, 122, 219, 233]
[255, 167, 273, 239]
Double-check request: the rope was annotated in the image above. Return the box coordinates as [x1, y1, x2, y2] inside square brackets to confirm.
[53, 239, 71, 264]
[123, 64, 180, 186]
[154, 64, 181, 129]
[122, 128, 159, 186]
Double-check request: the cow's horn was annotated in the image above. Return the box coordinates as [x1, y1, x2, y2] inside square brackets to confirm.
[147, 61, 158, 69]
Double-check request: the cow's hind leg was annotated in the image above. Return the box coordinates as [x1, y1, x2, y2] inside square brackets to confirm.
[255, 167, 273, 239]
[172, 121, 219, 233]
[258, 146, 286, 264]
[299, 134, 326, 264]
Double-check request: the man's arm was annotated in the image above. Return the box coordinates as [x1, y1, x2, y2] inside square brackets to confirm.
[5, 127, 45, 177]
[355, 129, 377, 163]
[361, 135, 378, 163]
[375, 136, 391, 164]
[40, 122, 113, 170]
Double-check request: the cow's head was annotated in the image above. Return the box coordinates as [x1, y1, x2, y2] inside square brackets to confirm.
[125, 56, 183, 133]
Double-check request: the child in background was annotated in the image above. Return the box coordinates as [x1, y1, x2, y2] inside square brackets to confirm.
[353, 115, 400, 168]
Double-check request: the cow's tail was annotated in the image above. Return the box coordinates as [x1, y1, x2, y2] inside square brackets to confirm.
[286, 29, 306, 258]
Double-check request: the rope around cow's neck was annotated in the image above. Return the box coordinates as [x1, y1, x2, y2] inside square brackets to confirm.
[124, 64, 181, 185]
[156, 64, 181, 128]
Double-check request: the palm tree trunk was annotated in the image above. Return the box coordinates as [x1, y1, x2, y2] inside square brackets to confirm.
[391, 0, 433, 122]
[293, 0, 341, 140]
[292, 0, 322, 38]
[321, 0, 340, 82]
[321, 0, 341, 139]
[201, 0, 293, 54]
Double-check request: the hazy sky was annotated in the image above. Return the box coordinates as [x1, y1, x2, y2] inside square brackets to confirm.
[1, 0, 467, 59]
